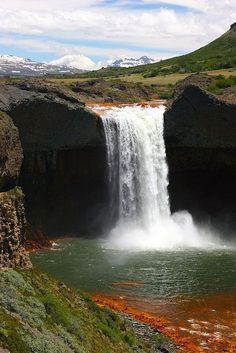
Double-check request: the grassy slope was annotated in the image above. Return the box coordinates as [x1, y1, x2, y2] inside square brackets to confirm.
[42, 26, 236, 102]
[0, 269, 149, 353]
[78, 28, 236, 79]
[49, 68, 236, 87]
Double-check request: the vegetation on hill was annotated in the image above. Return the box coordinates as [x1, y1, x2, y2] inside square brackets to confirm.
[207, 74, 236, 94]
[78, 25, 236, 79]
[0, 270, 149, 353]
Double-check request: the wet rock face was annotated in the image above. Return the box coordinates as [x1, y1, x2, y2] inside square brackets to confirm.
[164, 77, 236, 235]
[0, 111, 30, 268]
[0, 80, 108, 238]
[0, 188, 31, 268]
[21, 147, 108, 237]
[0, 111, 23, 191]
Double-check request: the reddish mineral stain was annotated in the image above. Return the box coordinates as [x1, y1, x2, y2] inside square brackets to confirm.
[92, 292, 236, 353]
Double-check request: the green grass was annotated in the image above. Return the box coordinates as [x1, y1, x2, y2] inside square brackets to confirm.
[77, 26, 236, 79]
[48, 69, 236, 88]
[0, 269, 148, 353]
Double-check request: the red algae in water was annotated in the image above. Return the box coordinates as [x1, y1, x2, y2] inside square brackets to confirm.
[92, 292, 236, 353]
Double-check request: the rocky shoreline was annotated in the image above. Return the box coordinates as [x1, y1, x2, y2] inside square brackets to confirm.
[92, 295, 200, 353]
[118, 312, 180, 353]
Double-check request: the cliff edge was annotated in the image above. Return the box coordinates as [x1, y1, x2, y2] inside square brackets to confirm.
[0, 79, 108, 239]
[0, 111, 31, 268]
[164, 74, 236, 235]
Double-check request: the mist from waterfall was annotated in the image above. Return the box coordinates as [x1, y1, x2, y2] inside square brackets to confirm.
[101, 105, 221, 250]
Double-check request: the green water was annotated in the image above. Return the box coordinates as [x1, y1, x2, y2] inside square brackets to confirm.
[31, 239, 236, 299]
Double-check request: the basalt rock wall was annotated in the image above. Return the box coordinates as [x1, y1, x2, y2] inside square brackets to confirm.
[0, 80, 108, 238]
[164, 76, 236, 236]
[0, 111, 30, 268]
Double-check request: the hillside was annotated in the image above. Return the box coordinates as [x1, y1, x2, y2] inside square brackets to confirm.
[79, 23, 236, 79]
[0, 269, 150, 353]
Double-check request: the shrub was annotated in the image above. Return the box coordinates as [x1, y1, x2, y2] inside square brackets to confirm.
[207, 75, 236, 94]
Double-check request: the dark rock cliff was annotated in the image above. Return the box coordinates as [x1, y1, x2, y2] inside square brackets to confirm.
[0, 188, 31, 268]
[164, 75, 236, 236]
[0, 111, 23, 191]
[0, 111, 30, 268]
[0, 80, 108, 238]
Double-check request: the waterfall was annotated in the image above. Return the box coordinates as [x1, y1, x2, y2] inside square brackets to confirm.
[101, 105, 219, 250]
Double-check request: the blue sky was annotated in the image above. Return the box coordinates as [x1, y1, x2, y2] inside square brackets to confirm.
[0, 1, 234, 69]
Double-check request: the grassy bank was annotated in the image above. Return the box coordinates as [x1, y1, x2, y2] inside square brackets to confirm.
[0, 269, 150, 353]
[48, 68, 236, 87]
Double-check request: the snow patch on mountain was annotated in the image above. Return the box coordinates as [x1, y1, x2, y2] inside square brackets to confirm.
[109, 56, 158, 68]
[0, 53, 162, 76]
[0, 54, 84, 76]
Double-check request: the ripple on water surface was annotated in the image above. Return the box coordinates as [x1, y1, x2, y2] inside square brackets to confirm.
[31, 239, 236, 353]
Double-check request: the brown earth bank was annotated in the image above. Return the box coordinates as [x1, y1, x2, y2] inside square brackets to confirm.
[164, 73, 236, 237]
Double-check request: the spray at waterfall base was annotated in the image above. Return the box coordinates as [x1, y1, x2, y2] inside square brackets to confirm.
[101, 105, 222, 250]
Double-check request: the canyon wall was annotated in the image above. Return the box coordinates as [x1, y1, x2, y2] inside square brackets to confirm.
[0, 111, 30, 267]
[0, 80, 108, 239]
[164, 75, 236, 236]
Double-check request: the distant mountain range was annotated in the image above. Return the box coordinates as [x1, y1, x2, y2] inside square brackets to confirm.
[0, 54, 158, 76]
[109, 56, 156, 68]
[0, 55, 84, 76]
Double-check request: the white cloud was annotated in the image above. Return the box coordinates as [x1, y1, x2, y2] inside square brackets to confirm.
[50, 54, 101, 70]
[0, 0, 103, 11]
[141, 0, 209, 11]
[0, 1, 235, 62]
[0, 8, 226, 52]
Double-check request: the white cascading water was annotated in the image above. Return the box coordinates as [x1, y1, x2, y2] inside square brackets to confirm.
[101, 105, 219, 250]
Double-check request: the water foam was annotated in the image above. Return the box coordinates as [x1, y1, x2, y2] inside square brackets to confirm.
[101, 105, 221, 251]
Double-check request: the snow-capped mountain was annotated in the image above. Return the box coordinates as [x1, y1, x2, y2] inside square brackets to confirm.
[0, 55, 84, 76]
[109, 56, 157, 68]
